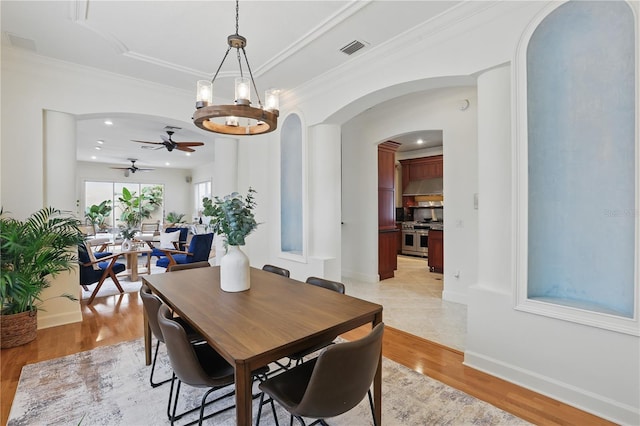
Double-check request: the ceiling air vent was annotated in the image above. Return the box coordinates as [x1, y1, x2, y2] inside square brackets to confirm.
[5, 32, 37, 52]
[340, 40, 366, 56]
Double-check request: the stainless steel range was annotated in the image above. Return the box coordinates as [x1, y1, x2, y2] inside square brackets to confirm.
[401, 222, 429, 257]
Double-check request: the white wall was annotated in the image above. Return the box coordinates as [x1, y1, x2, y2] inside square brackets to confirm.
[465, 64, 639, 425]
[341, 86, 478, 300]
[77, 161, 192, 220]
[1, 49, 198, 326]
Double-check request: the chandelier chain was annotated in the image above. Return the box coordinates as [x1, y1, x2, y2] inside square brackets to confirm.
[235, 0, 240, 35]
[241, 47, 263, 108]
[210, 46, 232, 84]
[236, 48, 244, 78]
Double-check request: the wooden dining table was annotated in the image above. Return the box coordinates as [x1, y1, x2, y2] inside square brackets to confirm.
[141, 266, 383, 426]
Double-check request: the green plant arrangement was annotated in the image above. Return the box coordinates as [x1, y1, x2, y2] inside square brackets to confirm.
[0, 207, 84, 348]
[117, 186, 163, 229]
[0, 207, 83, 314]
[119, 226, 138, 240]
[84, 200, 112, 234]
[202, 188, 258, 248]
[165, 211, 186, 227]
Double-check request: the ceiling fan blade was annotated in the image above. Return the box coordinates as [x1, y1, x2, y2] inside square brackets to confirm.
[110, 167, 130, 170]
[175, 142, 204, 147]
[140, 145, 165, 150]
[176, 146, 196, 152]
[161, 135, 171, 143]
[132, 140, 163, 145]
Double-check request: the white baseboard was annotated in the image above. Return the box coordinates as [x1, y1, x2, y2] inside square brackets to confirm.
[341, 269, 378, 283]
[442, 289, 468, 305]
[37, 311, 82, 329]
[464, 350, 639, 425]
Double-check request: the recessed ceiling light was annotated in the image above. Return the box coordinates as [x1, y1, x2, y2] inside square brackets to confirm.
[186, 153, 191, 157]
[96, 140, 104, 144]
[165, 162, 170, 166]
[91, 156, 97, 160]
[94, 146, 102, 151]
[104, 120, 113, 126]
[417, 139, 424, 145]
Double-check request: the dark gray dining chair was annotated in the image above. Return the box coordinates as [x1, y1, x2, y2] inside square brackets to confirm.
[262, 264, 290, 278]
[139, 284, 203, 389]
[284, 277, 346, 367]
[256, 322, 385, 426]
[158, 305, 271, 425]
[158, 304, 236, 425]
[305, 276, 345, 294]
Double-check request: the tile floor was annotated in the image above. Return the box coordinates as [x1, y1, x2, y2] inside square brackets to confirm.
[343, 255, 467, 351]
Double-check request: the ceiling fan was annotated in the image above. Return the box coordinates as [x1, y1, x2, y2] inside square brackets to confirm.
[110, 159, 154, 177]
[132, 127, 204, 153]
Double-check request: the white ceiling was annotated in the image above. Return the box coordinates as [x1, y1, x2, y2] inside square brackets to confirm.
[1, 0, 457, 169]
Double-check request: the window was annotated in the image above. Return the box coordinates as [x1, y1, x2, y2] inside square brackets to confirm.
[194, 180, 211, 220]
[84, 181, 164, 231]
[516, 0, 638, 334]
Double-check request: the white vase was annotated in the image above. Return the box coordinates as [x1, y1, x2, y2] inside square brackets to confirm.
[220, 245, 250, 292]
[121, 238, 133, 251]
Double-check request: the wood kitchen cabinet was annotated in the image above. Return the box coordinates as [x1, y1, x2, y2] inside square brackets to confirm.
[428, 229, 443, 273]
[378, 141, 401, 280]
[400, 155, 443, 207]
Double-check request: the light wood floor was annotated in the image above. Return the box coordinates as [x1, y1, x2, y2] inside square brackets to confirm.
[1, 292, 614, 426]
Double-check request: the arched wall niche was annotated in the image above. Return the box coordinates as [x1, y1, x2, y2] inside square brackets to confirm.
[280, 113, 304, 257]
[514, 0, 638, 334]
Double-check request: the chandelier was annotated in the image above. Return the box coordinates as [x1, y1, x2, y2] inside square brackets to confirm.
[193, 0, 279, 136]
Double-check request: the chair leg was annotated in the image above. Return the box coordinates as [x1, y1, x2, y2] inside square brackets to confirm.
[256, 392, 265, 426]
[109, 270, 125, 293]
[367, 389, 377, 426]
[150, 340, 171, 388]
[167, 374, 180, 423]
[86, 271, 110, 304]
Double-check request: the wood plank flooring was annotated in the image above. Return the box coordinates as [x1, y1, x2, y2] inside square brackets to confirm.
[1, 292, 614, 426]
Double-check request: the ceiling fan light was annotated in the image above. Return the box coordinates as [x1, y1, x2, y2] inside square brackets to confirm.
[196, 80, 213, 109]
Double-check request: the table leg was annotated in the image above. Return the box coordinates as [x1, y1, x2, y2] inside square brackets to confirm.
[235, 362, 252, 426]
[373, 312, 383, 425]
[130, 253, 139, 281]
[144, 308, 151, 366]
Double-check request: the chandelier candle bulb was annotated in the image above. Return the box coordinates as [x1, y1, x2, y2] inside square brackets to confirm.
[225, 116, 239, 127]
[265, 88, 280, 112]
[196, 80, 212, 108]
[235, 77, 251, 104]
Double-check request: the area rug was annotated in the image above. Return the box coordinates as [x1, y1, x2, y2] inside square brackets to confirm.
[80, 259, 166, 301]
[8, 339, 529, 426]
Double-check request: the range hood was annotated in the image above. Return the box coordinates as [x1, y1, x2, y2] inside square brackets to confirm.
[402, 177, 443, 196]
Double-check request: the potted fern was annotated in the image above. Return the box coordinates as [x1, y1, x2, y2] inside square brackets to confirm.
[0, 207, 84, 348]
[202, 188, 258, 292]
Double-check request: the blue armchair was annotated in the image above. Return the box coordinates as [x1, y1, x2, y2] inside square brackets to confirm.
[148, 227, 189, 261]
[156, 233, 214, 270]
[78, 241, 126, 304]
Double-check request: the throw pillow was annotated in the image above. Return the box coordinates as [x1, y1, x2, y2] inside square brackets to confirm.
[160, 230, 181, 250]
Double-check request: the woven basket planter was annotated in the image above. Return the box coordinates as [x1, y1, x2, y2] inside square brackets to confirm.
[1, 310, 38, 349]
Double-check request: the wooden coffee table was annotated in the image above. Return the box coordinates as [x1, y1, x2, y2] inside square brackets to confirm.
[117, 248, 151, 281]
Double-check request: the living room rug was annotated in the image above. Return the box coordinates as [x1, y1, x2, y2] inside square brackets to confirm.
[8, 339, 530, 426]
[80, 257, 166, 301]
